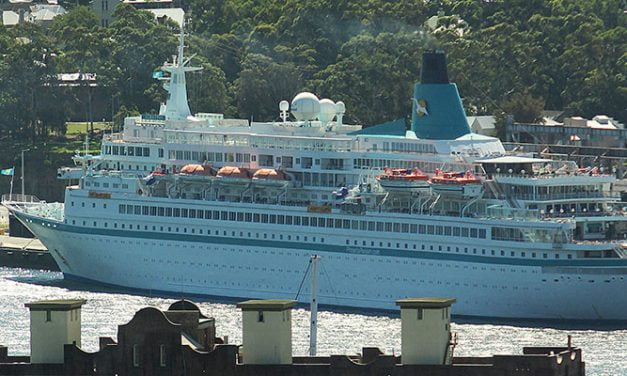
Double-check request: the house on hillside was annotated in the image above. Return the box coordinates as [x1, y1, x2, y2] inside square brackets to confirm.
[1, 0, 65, 27]
[91, 0, 183, 27]
[466, 116, 496, 137]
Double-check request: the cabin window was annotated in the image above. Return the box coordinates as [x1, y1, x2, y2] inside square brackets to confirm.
[46, 310, 51, 322]
[258, 311, 264, 322]
[417, 309, 423, 320]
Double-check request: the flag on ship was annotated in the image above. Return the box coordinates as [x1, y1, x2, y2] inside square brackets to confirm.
[1, 167, 14, 176]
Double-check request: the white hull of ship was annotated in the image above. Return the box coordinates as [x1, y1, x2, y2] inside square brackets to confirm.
[15, 210, 627, 322]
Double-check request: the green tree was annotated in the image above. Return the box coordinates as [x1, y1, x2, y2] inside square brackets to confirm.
[315, 32, 425, 125]
[234, 54, 302, 120]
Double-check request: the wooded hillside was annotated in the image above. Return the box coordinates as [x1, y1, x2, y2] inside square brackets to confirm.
[0, 0, 625, 141]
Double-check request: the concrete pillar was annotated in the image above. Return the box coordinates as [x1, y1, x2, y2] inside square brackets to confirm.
[25, 299, 86, 364]
[236, 299, 296, 364]
[396, 297, 456, 365]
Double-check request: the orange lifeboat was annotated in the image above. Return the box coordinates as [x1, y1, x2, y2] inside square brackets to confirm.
[252, 168, 289, 187]
[429, 170, 483, 197]
[216, 166, 252, 185]
[376, 167, 430, 192]
[217, 166, 250, 179]
[180, 164, 215, 176]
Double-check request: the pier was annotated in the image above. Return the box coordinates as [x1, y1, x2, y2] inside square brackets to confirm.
[0, 235, 58, 271]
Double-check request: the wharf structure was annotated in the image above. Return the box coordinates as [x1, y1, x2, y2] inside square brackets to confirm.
[0, 297, 585, 376]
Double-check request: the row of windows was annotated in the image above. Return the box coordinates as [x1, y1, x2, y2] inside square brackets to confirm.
[104, 145, 151, 157]
[83, 182, 128, 189]
[387, 141, 436, 154]
[117, 204, 488, 238]
[70, 214, 573, 260]
[168, 150, 252, 164]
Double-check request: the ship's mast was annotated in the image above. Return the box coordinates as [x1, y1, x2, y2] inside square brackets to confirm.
[160, 24, 201, 121]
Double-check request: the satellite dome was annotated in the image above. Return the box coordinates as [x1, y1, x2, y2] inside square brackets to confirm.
[291, 92, 320, 121]
[318, 98, 336, 124]
[279, 100, 289, 112]
[336, 101, 346, 115]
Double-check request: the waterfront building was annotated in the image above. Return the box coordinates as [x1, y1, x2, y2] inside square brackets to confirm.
[25, 299, 85, 364]
[0, 298, 586, 375]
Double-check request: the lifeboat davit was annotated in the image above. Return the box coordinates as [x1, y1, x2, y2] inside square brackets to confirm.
[216, 166, 251, 184]
[252, 168, 289, 187]
[429, 170, 483, 197]
[376, 167, 430, 192]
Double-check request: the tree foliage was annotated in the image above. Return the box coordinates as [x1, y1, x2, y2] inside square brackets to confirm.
[0, 0, 624, 143]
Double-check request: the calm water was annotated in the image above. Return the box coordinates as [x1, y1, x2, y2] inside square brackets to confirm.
[0, 267, 624, 375]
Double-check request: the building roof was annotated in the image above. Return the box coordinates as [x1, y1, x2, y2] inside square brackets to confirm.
[467, 115, 496, 130]
[541, 110, 565, 120]
[396, 298, 456, 309]
[25, 299, 86, 311]
[237, 299, 297, 311]
[2, 10, 20, 25]
[29, 4, 65, 21]
[148, 8, 184, 27]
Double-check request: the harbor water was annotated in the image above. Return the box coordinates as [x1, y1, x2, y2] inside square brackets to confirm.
[0, 267, 625, 375]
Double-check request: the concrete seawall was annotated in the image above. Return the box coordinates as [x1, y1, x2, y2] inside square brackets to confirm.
[0, 235, 59, 271]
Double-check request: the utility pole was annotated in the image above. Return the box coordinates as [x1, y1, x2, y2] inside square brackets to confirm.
[21, 149, 28, 200]
[309, 255, 320, 356]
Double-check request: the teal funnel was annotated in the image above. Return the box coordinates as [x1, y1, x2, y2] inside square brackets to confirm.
[410, 51, 470, 140]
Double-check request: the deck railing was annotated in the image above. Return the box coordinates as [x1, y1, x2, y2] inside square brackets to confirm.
[1, 194, 41, 203]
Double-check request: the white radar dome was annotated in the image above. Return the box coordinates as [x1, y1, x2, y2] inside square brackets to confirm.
[318, 98, 336, 124]
[279, 100, 289, 112]
[291, 92, 320, 121]
[336, 101, 346, 114]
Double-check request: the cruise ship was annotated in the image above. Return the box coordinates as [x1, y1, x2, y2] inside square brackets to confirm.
[4, 30, 627, 321]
